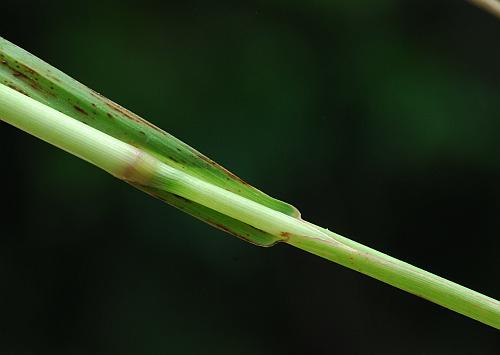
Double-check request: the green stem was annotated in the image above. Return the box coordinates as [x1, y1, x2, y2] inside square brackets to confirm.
[1, 83, 499, 328]
[289, 225, 500, 328]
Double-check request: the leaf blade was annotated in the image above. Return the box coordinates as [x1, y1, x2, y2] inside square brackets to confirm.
[0, 36, 300, 246]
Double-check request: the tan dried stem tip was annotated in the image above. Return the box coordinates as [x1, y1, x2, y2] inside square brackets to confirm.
[468, 0, 500, 19]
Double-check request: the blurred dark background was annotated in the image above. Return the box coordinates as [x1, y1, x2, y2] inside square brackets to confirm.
[1, 0, 499, 353]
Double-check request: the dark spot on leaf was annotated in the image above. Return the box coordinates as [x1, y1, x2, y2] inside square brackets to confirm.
[171, 194, 191, 204]
[48, 75, 60, 82]
[12, 71, 28, 79]
[279, 231, 291, 241]
[73, 105, 88, 115]
[213, 222, 233, 234]
[103, 100, 166, 134]
[195, 152, 251, 187]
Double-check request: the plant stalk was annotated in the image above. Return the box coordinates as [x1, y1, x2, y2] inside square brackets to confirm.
[468, 0, 500, 19]
[1, 83, 499, 328]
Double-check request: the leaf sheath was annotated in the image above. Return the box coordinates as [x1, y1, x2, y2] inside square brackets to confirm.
[1, 38, 499, 328]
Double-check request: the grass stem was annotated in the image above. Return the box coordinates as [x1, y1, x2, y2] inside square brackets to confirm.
[1, 82, 499, 328]
[468, 0, 500, 19]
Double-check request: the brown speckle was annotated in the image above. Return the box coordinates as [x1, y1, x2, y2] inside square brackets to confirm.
[213, 223, 232, 234]
[103, 100, 166, 134]
[73, 105, 88, 115]
[48, 75, 60, 83]
[171, 194, 191, 204]
[279, 231, 291, 241]
[90, 90, 169, 135]
[19, 64, 36, 75]
[195, 152, 251, 187]
[12, 71, 28, 79]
